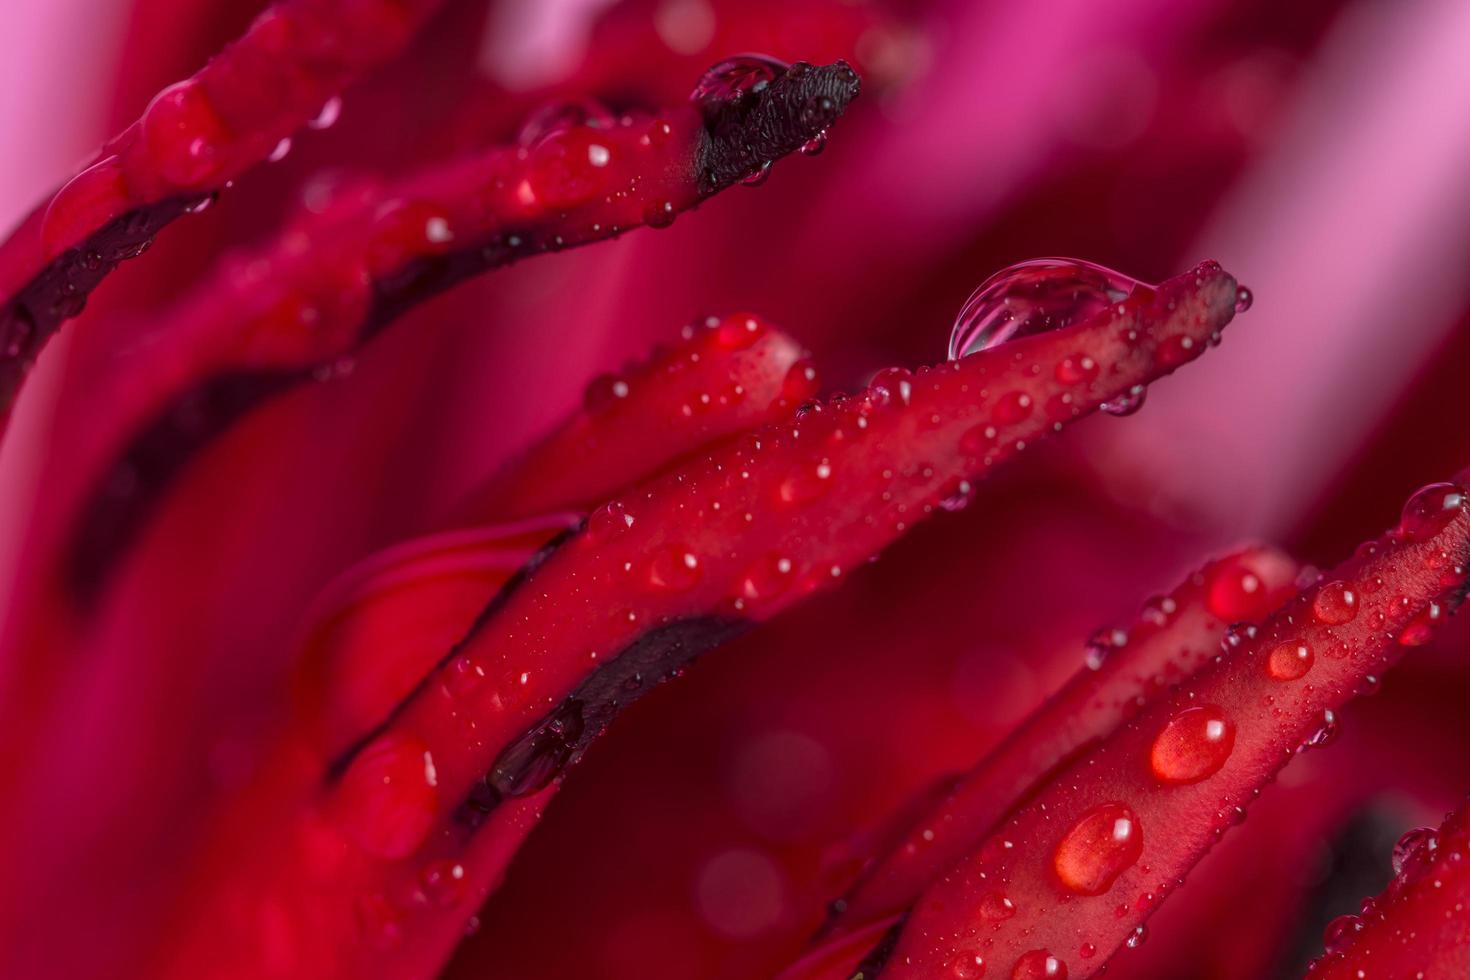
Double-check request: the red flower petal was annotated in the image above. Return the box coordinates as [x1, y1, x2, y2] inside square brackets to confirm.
[867, 478, 1470, 980]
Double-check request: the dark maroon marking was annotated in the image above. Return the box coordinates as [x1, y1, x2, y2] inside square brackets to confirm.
[0, 196, 202, 417]
[327, 526, 580, 779]
[63, 62, 861, 603]
[455, 615, 749, 828]
[66, 368, 304, 601]
[848, 917, 906, 980]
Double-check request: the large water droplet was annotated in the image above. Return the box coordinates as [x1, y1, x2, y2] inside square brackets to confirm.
[948, 258, 1154, 360]
[1206, 557, 1269, 621]
[517, 98, 616, 146]
[141, 80, 229, 188]
[1391, 827, 1438, 882]
[1299, 709, 1340, 752]
[1398, 482, 1467, 542]
[1053, 802, 1142, 896]
[1266, 640, 1313, 681]
[1012, 949, 1066, 979]
[1234, 286, 1253, 313]
[689, 54, 790, 115]
[336, 733, 439, 858]
[1311, 581, 1358, 625]
[1322, 913, 1363, 955]
[1100, 384, 1148, 417]
[489, 700, 585, 797]
[1398, 601, 1443, 647]
[1150, 705, 1235, 784]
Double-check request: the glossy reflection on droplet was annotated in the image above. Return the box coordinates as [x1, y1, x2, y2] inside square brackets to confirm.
[948, 258, 1155, 361]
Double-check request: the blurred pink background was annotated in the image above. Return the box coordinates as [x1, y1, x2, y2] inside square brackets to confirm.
[3, 0, 1470, 977]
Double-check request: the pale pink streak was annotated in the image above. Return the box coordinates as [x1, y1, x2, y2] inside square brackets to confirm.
[1101, 0, 1470, 538]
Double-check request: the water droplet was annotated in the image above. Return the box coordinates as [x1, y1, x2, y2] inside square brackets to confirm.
[1299, 709, 1340, 751]
[1054, 353, 1099, 385]
[587, 501, 634, 539]
[1322, 913, 1363, 955]
[336, 734, 440, 858]
[978, 891, 1016, 921]
[994, 391, 1033, 425]
[1311, 581, 1358, 625]
[584, 373, 631, 412]
[1100, 385, 1148, 417]
[526, 128, 617, 209]
[738, 555, 794, 604]
[1234, 286, 1253, 313]
[1078, 943, 1097, 960]
[1012, 949, 1066, 979]
[489, 699, 585, 797]
[1206, 558, 1270, 621]
[1399, 482, 1467, 542]
[949, 258, 1155, 360]
[517, 98, 616, 146]
[643, 200, 677, 228]
[1125, 924, 1148, 949]
[689, 55, 790, 115]
[309, 95, 343, 130]
[141, 80, 229, 188]
[800, 130, 829, 155]
[778, 461, 833, 505]
[268, 137, 293, 162]
[940, 480, 975, 512]
[648, 546, 702, 592]
[950, 952, 986, 978]
[1391, 827, 1438, 881]
[1266, 640, 1313, 681]
[1398, 601, 1443, 647]
[1053, 802, 1142, 895]
[741, 161, 773, 186]
[418, 860, 467, 908]
[870, 367, 913, 407]
[1150, 705, 1235, 784]
[781, 359, 820, 404]
[42, 157, 131, 260]
[1083, 627, 1127, 670]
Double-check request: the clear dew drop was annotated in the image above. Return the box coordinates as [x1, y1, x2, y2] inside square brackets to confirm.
[1266, 640, 1313, 681]
[517, 97, 616, 146]
[1398, 482, 1467, 542]
[1125, 924, 1149, 949]
[1391, 827, 1438, 881]
[1234, 285, 1253, 313]
[1012, 949, 1066, 979]
[948, 258, 1155, 361]
[1149, 705, 1235, 785]
[1311, 580, 1358, 625]
[689, 54, 790, 115]
[741, 160, 773, 186]
[1322, 913, 1363, 955]
[800, 129, 829, 155]
[1053, 802, 1143, 896]
[1100, 384, 1148, 417]
[1299, 709, 1340, 752]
